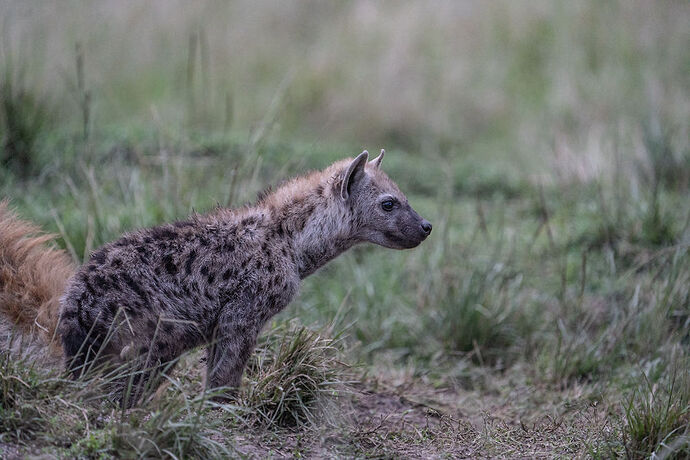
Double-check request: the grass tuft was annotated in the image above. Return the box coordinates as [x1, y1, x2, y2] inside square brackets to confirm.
[432, 261, 527, 365]
[107, 388, 235, 459]
[0, 58, 53, 178]
[0, 349, 63, 442]
[241, 321, 353, 429]
[623, 358, 690, 458]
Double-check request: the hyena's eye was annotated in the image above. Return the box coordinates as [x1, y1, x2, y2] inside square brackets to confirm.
[381, 200, 395, 212]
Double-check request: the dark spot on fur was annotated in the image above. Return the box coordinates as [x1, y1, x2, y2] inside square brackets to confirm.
[61, 308, 77, 320]
[163, 254, 178, 276]
[151, 226, 177, 240]
[207, 272, 215, 284]
[296, 218, 307, 231]
[315, 184, 324, 196]
[200, 265, 209, 276]
[241, 216, 257, 226]
[109, 274, 121, 289]
[112, 258, 122, 268]
[114, 237, 133, 247]
[219, 287, 238, 306]
[91, 249, 107, 265]
[266, 262, 274, 273]
[216, 240, 235, 252]
[174, 220, 194, 228]
[121, 272, 148, 303]
[222, 269, 232, 280]
[93, 274, 109, 289]
[81, 302, 93, 331]
[83, 278, 97, 296]
[185, 250, 197, 275]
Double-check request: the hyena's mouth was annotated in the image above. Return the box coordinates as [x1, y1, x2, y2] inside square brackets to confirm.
[384, 230, 413, 248]
[383, 229, 428, 249]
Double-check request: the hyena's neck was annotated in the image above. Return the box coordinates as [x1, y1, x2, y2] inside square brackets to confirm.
[291, 205, 360, 278]
[259, 169, 360, 278]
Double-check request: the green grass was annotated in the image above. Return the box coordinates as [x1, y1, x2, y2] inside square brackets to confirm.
[0, 55, 54, 178]
[241, 321, 353, 429]
[1, 0, 689, 457]
[1, 321, 350, 458]
[622, 358, 690, 458]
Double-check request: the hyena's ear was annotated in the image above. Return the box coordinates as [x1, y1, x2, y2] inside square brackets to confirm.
[369, 149, 385, 169]
[341, 150, 369, 200]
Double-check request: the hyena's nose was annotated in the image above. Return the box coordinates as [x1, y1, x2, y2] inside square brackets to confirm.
[421, 220, 432, 236]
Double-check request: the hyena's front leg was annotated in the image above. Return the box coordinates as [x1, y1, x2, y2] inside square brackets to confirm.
[205, 318, 258, 399]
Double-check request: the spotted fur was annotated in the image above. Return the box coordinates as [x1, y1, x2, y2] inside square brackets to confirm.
[7, 151, 431, 402]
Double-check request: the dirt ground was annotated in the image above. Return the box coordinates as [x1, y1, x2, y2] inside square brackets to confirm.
[226, 372, 618, 459]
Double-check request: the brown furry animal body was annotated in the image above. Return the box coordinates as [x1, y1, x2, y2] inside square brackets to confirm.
[0, 201, 74, 364]
[1, 151, 431, 400]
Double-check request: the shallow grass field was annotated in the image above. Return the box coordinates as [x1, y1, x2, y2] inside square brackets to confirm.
[1, 1, 689, 458]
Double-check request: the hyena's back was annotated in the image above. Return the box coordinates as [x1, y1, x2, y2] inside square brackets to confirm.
[59, 212, 299, 376]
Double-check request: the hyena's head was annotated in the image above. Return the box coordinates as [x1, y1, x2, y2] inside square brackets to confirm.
[341, 150, 432, 249]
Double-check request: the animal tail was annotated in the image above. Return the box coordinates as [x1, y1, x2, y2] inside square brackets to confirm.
[0, 200, 76, 365]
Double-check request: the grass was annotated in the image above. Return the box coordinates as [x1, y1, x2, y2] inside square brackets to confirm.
[1, 0, 689, 457]
[0, 56, 54, 178]
[0, 350, 62, 441]
[241, 321, 353, 429]
[622, 358, 690, 458]
[1, 320, 350, 458]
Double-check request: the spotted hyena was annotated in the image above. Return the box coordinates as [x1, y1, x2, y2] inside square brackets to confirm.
[58, 150, 432, 402]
